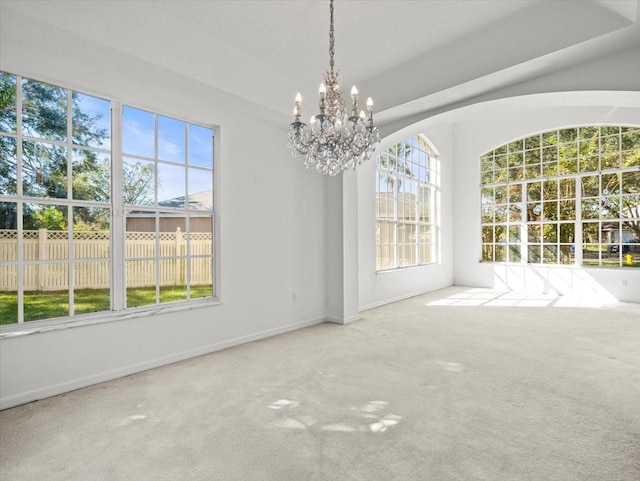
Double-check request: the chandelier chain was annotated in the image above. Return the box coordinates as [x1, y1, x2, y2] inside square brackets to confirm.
[329, 0, 335, 73]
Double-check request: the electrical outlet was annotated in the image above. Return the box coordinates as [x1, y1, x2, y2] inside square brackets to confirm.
[292, 291, 297, 303]
[621, 279, 627, 287]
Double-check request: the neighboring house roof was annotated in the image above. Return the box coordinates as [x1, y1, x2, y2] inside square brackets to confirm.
[159, 190, 213, 210]
[128, 190, 213, 216]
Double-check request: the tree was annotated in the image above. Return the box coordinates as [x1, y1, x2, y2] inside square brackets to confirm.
[0, 72, 155, 230]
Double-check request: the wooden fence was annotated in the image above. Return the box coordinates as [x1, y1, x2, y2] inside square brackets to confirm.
[0, 229, 212, 291]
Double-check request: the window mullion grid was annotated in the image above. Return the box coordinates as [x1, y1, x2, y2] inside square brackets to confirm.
[522, 181, 529, 264]
[154, 116, 160, 304]
[155, 213, 160, 305]
[15, 76, 24, 323]
[413, 183, 422, 266]
[574, 176, 583, 265]
[393, 171, 399, 269]
[16, 75, 23, 197]
[17, 201, 24, 324]
[66, 90, 75, 316]
[184, 123, 190, 300]
[111, 101, 125, 312]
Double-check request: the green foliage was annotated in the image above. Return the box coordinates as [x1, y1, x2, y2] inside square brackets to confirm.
[31, 206, 67, 230]
[0, 72, 155, 227]
[123, 160, 155, 205]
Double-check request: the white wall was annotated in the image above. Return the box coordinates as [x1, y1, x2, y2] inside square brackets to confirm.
[0, 11, 328, 409]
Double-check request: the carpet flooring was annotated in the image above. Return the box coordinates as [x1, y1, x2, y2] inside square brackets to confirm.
[1, 286, 639, 481]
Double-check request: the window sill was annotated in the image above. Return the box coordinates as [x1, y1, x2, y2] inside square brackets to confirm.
[0, 298, 221, 339]
[376, 263, 438, 274]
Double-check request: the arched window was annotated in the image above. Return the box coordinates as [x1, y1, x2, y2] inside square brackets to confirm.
[375, 134, 439, 270]
[480, 126, 640, 267]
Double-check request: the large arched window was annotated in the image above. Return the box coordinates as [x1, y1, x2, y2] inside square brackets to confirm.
[480, 126, 640, 267]
[376, 135, 439, 270]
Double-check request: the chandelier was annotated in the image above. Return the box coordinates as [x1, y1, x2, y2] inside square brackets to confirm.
[288, 0, 380, 176]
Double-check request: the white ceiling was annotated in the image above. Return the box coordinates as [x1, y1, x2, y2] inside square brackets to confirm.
[2, 0, 639, 125]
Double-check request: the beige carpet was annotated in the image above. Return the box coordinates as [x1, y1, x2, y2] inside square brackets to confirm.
[1, 286, 639, 481]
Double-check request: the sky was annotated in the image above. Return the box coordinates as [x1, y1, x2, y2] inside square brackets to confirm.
[122, 106, 213, 204]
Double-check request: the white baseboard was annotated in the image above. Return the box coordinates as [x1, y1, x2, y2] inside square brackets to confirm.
[0, 316, 325, 410]
[359, 287, 442, 312]
[324, 314, 360, 325]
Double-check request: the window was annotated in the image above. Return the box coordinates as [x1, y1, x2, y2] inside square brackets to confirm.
[0, 71, 215, 326]
[375, 135, 439, 270]
[480, 126, 640, 267]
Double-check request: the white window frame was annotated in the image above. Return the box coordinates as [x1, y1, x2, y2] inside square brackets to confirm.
[0, 71, 219, 332]
[480, 125, 640, 268]
[375, 134, 440, 271]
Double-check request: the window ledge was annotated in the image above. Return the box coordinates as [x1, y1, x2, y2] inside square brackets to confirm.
[376, 263, 438, 274]
[0, 298, 221, 339]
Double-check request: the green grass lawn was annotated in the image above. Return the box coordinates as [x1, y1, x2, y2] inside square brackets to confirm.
[0, 284, 213, 325]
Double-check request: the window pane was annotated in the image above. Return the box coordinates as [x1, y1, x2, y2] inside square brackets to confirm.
[160, 261, 187, 303]
[72, 149, 110, 202]
[528, 224, 541, 244]
[559, 128, 577, 143]
[189, 257, 213, 298]
[482, 244, 494, 262]
[0, 265, 18, 324]
[542, 245, 558, 264]
[123, 106, 154, 158]
[126, 260, 156, 307]
[126, 211, 156, 257]
[73, 207, 110, 258]
[0, 136, 17, 195]
[123, 157, 155, 205]
[528, 245, 541, 263]
[527, 182, 541, 202]
[159, 215, 186, 257]
[189, 124, 213, 168]
[0, 72, 17, 133]
[158, 115, 185, 163]
[0, 202, 17, 262]
[23, 203, 69, 260]
[559, 245, 573, 265]
[72, 92, 110, 149]
[158, 163, 185, 207]
[22, 140, 67, 198]
[22, 78, 67, 142]
[559, 178, 576, 199]
[189, 215, 213, 256]
[24, 264, 69, 321]
[543, 223, 558, 242]
[188, 168, 213, 210]
[508, 245, 521, 263]
[622, 171, 640, 194]
[74, 262, 110, 315]
[559, 223, 575, 244]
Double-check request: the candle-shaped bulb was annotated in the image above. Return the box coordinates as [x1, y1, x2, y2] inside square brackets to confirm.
[351, 85, 358, 100]
[359, 110, 366, 119]
[293, 92, 302, 118]
[319, 83, 326, 96]
[366, 97, 374, 111]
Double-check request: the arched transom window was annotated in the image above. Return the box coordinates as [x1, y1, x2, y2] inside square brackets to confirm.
[480, 126, 640, 267]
